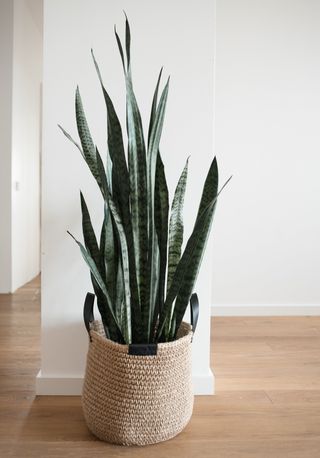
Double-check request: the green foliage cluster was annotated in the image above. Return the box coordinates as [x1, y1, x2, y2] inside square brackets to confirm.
[60, 18, 228, 344]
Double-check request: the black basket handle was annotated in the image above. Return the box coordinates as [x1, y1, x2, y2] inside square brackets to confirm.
[190, 293, 199, 334]
[83, 292, 95, 340]
[83, 291, 199, 342]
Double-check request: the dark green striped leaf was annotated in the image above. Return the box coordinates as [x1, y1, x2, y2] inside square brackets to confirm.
[167, 158, 188, 291]
[157, 158, 220, 340]
[92, 50, 141, 336]
[148, 68, 163, 147]
[91, 50, 130, 221]
[98, 207, 121, 342]
[115, 22, 149, 331]
[114, 26, 125, 72]
[80, 192, 99, 267]
[170, 160, 228, 337]
[79, 192, 120, 340]
[67, 230, 123, 340]
[148, 67, 166, 336]
[106, 196, 132, 344]
[154, 153, 169, 317]
[195, 157, 219, 222]
[115, 259, 125, 325]
[124, 13, 131, 68]
[145, 78, 170, 340]
[75, 87, 100, 186]
[100, 204, 117, 303]
[96, 147, 108, 198]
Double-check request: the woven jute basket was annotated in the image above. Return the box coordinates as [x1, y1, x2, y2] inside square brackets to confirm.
[81, 293, 198, 446]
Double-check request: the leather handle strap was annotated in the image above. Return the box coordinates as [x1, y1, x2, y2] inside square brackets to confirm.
[83, 292, 95, 340]
[83, 292, 199, 342]
[190, 293, 199, 334]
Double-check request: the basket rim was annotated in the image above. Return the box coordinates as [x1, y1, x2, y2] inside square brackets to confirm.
[89, 321, 193, 353]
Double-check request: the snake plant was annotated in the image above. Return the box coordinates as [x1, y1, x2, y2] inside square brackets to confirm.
[60, 17, 229, 344]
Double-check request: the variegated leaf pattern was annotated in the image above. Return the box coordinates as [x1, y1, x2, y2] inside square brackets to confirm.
[79, 194, 122, 341]
[100, 204, 117, 304]
[167, 158, 189, 291]
[67, 231, 124, 340]
[115, 24, 148, 328]
[154, 153, 169, 317]
[169, 159, 218, 338]
[75, 88, 100, 186]
[145, 78, 170, 340]
[148, 68, 163, 147]
[106, 197, 132, 344]
[157, 158, 219, 341]
[92, 49, 141, 341]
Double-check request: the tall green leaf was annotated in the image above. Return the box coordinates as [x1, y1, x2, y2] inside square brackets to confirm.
[115, 259, 125, 325]
[80, 192, 100, 267]
[157, 158, 220, 340]
[58, 123, 108, 202]
[115, 25, 149, 320]
[148, 68, 163, 147]
[148, 67, 167, 334]
[99, 204, 117, 303]
[96, 147, 108, 198]
[91, 50, 141, 339]
[167, 158, 189, 291]
[124, 13, 131, 68]
[67, 230, 124, 341]
[79, 191, 117, 339]
[195, 157, 219, 222]
[154, 153, 169, 316]
[169, 158, 219, 338]
[75, 87, 101, 187]
[145, 78, 170, 340]
[98, 206, 121, 341]
[91, 51, 130, 221]
[106, 196, 132, 344]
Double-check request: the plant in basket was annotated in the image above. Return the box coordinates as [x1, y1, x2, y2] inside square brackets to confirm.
[59, 16, 230, 446]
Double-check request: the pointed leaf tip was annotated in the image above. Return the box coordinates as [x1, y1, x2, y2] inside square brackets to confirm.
[67, 230, 76, 241]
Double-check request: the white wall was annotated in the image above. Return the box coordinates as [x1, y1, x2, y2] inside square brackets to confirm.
[38, 0, 215, 394]
[0, 0, 14, 293]
[0, 0, 42, 293]
[212, 0, 320, 314]
[11, 0, 42, 291]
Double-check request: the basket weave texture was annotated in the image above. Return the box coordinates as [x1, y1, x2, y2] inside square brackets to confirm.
[82, 321, 194, 446]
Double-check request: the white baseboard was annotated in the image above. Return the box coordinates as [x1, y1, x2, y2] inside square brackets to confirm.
[36, 369, 215, 396]
[36, 371, 84, 395]
[211, 304, 320, 316]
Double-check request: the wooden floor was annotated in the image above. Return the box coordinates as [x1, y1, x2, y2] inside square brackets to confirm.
[1, 278, 320, 457]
